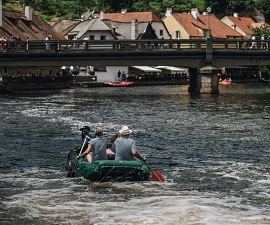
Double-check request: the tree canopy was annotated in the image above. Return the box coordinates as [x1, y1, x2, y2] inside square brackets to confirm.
[0, 0, 268, 23]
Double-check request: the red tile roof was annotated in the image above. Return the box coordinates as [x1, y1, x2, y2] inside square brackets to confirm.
[172, 12, 207, 38]
[225, 16, 255, 35]
[0, 8, 65, 40]
[251, 22, 270, 29]
[103, 12, 162, 23]
[199, 15, 243, 38]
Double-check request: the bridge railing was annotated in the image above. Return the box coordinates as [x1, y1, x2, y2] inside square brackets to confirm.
[0, 39, 270, 53]
[0, 39, 207, 53]
[212, 39, 270, 50]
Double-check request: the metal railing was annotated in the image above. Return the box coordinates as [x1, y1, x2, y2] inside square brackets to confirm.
[3, 39, 268, 54]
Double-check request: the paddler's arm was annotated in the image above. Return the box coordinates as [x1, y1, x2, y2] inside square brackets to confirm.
[132, 149, 146, 161]
[77, 143, 92, 158]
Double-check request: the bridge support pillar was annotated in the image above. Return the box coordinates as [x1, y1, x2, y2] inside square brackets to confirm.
[189, 66, 219, 94]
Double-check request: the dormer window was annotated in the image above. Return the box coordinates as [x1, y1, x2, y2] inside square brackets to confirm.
[22, 19, 32, 28]
[7, 17, 18, 26]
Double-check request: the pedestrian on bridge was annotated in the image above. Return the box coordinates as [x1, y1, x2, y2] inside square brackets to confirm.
[250, 36, 256, 49]
[45, 35, 52, 50]
[261, 35, 266, 49]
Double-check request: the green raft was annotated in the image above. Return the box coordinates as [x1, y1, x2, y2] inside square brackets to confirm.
[67, 151, 151, 182]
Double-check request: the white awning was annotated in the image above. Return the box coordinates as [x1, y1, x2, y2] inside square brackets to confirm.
[131, 66, 162, 72]
[155, 66, 185, 72]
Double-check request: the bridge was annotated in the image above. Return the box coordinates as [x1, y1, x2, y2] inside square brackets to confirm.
[0, 38, 268, 94]
[0, 38, 270, 68]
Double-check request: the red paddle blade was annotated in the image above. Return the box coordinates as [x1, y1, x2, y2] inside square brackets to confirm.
[152, 170, 165, 182]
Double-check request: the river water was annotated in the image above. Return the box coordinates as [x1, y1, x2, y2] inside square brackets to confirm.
[0, 84, 269, 225]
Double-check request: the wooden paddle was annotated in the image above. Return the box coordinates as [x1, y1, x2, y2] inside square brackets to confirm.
[145, 162, 165, 182]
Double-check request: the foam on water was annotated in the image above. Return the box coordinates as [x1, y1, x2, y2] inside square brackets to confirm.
[1, 166, 269, 224]
[4, 184, 270, 225]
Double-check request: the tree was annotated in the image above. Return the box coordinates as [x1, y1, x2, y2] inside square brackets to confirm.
[204, 0, 228, 17]
[257, 0, 270, 22]
[228, 0, 256, 14]
[132, 0, 150, 12]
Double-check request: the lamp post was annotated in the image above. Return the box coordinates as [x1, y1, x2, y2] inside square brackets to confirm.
[196, 12, 199, 39]
[207, 7, 211, 38]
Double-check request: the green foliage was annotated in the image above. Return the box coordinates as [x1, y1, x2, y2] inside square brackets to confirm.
[252, 24, 270, 39]
[3, 0, 270, 24]
[259, 66, 270, 78]
[132, 0, 150, 12]
[257, 0, 270, 22]
[228, 0, 256, 13]
[41, 15, 55, 22]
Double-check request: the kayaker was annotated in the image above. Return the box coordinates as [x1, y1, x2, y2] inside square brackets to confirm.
[73, 126, 95, 154]
[114, 126, 146, 161]
[77, 127, 108, 162]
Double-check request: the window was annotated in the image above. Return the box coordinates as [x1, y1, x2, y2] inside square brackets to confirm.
[90, 35, 94, 40]
[160, 30, 163, 36]
[175, 30, 180, 39]
[100, 35, 106, 40]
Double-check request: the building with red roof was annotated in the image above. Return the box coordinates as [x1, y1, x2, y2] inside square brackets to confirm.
[163, 8, 243, 40]
[0, 6, 64, 41]
[100, 9, 170, 39]
[221, 13, 269, 38]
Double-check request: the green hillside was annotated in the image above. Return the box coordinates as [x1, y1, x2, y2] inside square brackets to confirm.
[3, 0, 270, 23]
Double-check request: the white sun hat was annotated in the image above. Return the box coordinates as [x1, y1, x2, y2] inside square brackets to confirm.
[119, 126, 132, 135]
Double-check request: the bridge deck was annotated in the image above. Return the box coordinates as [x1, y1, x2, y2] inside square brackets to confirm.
[0, 39, 270, 67]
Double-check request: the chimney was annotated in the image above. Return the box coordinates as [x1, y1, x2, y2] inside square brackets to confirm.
[131, 19, 138, 40]
[165, 8, 172, 17]
[121, 8, 127, 14]
[233, 12, 238, 18]
[0, 0, 2, 27]
[25, 6, 33, 21]
[100, 11, 104, 20]
[191, 8, 199, 19]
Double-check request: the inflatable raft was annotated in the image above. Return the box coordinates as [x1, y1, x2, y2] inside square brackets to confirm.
[67, 151, 150, 182]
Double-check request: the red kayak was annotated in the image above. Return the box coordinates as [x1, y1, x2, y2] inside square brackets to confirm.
[104, 81, 134, 87]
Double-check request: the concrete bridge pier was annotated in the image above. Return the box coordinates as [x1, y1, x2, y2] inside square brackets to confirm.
[189, 66, 219, 94]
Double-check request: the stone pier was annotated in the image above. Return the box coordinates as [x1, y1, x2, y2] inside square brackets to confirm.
[189, 66, 219, 94]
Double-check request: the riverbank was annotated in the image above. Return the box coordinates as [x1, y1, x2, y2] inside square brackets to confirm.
[0, 80, 190, 93]
[0, 82, 69, 93]
[0, 78, 262, 94]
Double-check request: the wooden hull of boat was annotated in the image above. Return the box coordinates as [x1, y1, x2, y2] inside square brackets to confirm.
[67, 151, 150, 182]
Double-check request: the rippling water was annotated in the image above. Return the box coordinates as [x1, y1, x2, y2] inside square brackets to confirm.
[0, 84, 270, 225]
